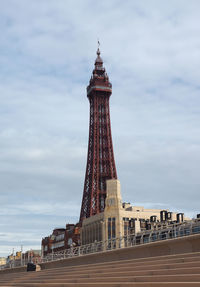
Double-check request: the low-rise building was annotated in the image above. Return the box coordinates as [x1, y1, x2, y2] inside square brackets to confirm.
[41, 223, 80, 257]
[5, 249, 41, 268]
[41, 179, 190, 255]
[0, 257, 6, 266]
[81, 179, 189, 245]
[24, 250, 41, 264]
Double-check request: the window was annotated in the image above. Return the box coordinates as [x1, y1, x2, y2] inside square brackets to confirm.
[55, 233, 65, 241]
[108, 218, 111, 239]
[108, 217, 116, 239]
[112, 217, 116, 238]
[123, 217, 129, 236]
[52, 241, 64, 249]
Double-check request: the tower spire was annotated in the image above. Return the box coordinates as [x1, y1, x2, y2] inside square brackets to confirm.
[80, 48, 117, 223]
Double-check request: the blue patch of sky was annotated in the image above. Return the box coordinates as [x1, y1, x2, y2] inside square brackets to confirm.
[0, 54, 89, 88]
[0, 243, 40, 249]
[171, 77, 191, 86]
[0, 214, 78, 229]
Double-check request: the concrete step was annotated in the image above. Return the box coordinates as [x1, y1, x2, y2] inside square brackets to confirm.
[27, 265, 200, 279]
[0, 272, 27, 278]
[41, 253, 200, 272]
[24, 258, 200, 279]
[39, 251, 200, 273]
[4, 265, 200, 282]
[1, 260, 200, 284]
[1, 252, 200, 286]
[1, 274, 200, 284]
[33, 256, 200, 279]
[1, 282, 200, 287]
[2, 252, 195, 280]
[0, 262, 197, 282]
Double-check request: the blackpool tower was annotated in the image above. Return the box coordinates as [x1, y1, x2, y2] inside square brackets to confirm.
[80, 47, 117, 223]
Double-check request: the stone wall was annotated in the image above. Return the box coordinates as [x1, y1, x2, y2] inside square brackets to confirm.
[1, 233, 200, 274]
[40, 233, 200, 270]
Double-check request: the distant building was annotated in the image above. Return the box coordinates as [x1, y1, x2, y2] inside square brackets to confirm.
[5, 249, 41, 268]
[24, 250, 41, 264]
[0, 257, 6, 266]
[41, 223, 80, 257]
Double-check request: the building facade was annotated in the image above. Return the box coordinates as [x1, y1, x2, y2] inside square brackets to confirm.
[41, 224, 80, 257]
[0, 257, 6, 267]
[81, 179, 187, 245]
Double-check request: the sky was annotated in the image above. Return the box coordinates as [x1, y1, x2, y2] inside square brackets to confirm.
[0, 0, 200, 257]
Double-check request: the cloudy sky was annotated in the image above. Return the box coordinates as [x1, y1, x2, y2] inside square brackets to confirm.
[0, 0, 200, 257]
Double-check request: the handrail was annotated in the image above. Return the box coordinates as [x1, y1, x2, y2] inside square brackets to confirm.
[42, 219, 200, 263]
[2, 219, 200, 268]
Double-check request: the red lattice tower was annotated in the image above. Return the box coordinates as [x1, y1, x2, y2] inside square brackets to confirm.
[80, 47, 117, 223]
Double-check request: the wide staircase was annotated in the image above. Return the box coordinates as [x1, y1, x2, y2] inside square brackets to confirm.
[1, 251, 200, 286]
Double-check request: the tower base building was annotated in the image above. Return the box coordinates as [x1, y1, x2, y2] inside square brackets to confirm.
[81, 179, 188, 245]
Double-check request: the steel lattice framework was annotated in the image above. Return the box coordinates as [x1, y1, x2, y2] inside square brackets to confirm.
[80, 48, 117, 223]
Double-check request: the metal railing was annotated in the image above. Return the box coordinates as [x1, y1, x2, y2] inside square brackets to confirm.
[2, 219, 200, 269]
[42, 219, 200, 263]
